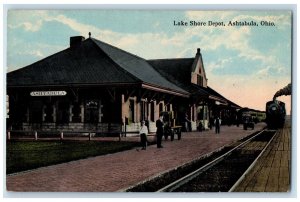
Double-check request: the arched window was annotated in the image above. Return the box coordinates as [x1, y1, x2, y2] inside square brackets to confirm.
[85, 100, 99, 123]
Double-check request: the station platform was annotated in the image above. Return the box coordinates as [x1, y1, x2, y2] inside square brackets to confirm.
[6, 122, 276, 192]
[233, 117, 291, 192]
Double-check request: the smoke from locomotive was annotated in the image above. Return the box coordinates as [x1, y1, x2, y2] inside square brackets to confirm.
[273, 83, 291, 100]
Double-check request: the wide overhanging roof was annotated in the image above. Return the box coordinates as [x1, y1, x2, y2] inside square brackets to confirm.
[7, 37, 189, 97]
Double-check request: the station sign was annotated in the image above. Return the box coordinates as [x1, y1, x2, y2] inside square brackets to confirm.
[30, 91, 67, 96]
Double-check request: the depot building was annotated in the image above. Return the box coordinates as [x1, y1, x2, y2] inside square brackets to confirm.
[7, 34, 240, 135]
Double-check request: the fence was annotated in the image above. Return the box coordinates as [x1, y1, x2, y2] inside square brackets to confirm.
[6, 127, 123, 142]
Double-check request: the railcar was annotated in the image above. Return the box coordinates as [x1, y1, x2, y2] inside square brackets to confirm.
[237, 108, 266, 126]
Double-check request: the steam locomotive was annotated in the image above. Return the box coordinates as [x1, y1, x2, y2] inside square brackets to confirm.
[265, 99, 286, 129]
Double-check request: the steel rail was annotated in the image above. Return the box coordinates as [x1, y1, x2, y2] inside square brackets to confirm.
[156, 129, 267, 192]
[228, 129, 277, 192]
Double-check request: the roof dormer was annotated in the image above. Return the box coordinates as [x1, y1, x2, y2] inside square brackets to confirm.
[191, 48, 208, 88]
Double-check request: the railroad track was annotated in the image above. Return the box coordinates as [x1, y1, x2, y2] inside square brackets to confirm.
[156, 129, 276, 192]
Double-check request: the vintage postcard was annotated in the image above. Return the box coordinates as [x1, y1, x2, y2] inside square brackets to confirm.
[5, 8, 292, 195]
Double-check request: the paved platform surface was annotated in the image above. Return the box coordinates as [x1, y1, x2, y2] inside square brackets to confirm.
[233, 117, 291, 192]
[6, 123, 266, 192]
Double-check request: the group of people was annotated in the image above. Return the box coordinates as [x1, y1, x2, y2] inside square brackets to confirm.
[139, 116, 164, 150]
[139, 115, 222, 150]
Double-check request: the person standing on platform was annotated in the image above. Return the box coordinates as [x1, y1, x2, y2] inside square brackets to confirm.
[139, 121, 148, 150]
[214, 116, 221, 134]
[156, 116, 164, 148]
[184, 113, 191, 132]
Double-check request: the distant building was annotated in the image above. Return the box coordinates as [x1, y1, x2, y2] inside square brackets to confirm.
[7, 35, 240, 135]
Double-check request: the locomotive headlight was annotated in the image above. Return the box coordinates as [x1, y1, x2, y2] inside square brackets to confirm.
[269, 104, 278, 114]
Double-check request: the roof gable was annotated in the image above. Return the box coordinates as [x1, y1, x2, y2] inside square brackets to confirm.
[190, 49, 208, 87]
[148, 57, 240, 104]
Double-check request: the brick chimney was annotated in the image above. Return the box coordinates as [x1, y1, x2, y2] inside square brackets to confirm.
[196, 48, 201, 55]
[70, 36, 85, 48]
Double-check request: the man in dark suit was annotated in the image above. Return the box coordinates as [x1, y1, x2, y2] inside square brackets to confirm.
[214, 116, 221, 134]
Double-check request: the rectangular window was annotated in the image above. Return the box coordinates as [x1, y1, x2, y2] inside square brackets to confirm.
[140, 101, 145, 121]
[30, 100, 43, 123]
[72, 102, 81, 123]
[145, 102, 149, 120]
[197, 75, 203, 86]
[159, 103, 163, 113]
[150, 102, 154, 122]
[57, 101, 70, 124]
[166, 104, 171, 111]
[129, 99, 135, 123]
[192, 106, 195, 121]
[44, 103, 53, 122]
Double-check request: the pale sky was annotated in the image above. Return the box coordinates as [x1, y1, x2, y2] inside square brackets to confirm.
[6, 10, 292, 113]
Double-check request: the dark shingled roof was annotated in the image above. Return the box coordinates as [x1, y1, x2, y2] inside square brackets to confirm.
[91, 38, 188, 94]
[7, 39, 137, 86]
[206, 86, 227, 100]
[148, 58, 210, 98]
[148, 58, 194, 87]
[7, 37, 188, 96]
